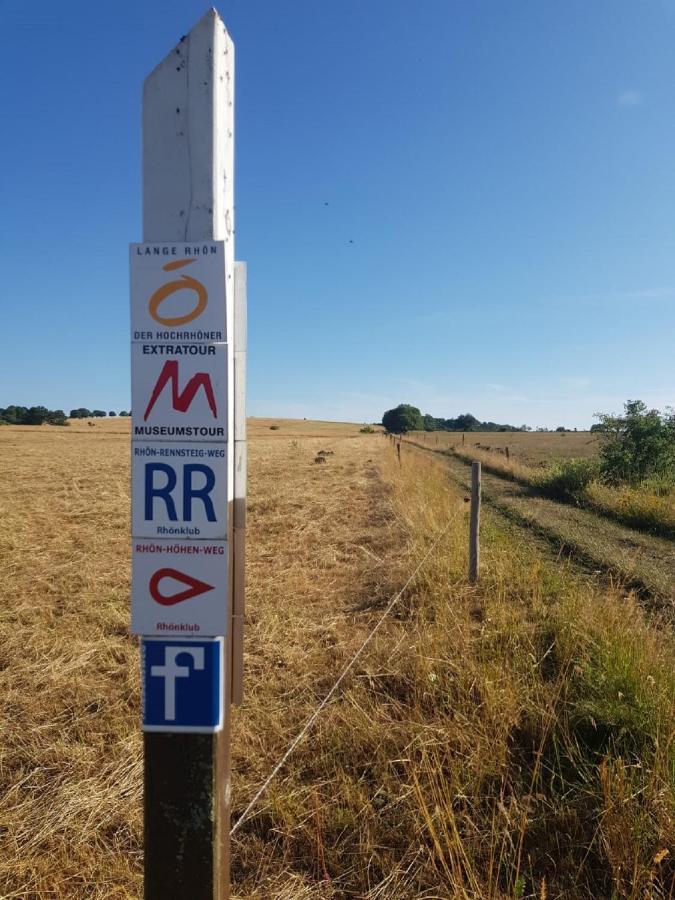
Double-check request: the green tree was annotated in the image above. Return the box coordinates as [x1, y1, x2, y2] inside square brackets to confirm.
[46, 409, 68, 426]
[69, 408, 92, 419]
[25, 406, 50, 425]
[0, 406, 28, 424]
[382, 404, 423, 434]
[92, 410, 107, 418]
[594, 400, 675, 484]
[444, 413, 480, 432]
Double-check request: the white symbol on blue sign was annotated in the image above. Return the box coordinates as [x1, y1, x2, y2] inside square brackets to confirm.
[142, 638, 223, 733]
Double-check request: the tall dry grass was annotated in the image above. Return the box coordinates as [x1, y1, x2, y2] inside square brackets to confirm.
[0, 424, 396, 898]
[0, 426, 140, 898]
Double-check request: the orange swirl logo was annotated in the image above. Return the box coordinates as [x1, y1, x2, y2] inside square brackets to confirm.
[149, 259, 207, 326]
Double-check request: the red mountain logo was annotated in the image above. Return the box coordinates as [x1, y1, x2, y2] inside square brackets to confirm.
[144, 360, 217, 420]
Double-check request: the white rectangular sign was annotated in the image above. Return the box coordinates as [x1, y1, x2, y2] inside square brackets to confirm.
[132, 540, 229, 635]
[131, 342, 228, 440]
[130, 242, 227, 341]
[131, 442, 228, 540]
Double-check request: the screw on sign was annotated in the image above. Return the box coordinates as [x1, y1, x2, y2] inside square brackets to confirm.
[131, 443, 228, 541]
[131, 540, 229, 636]
[142, 638, 223, 732]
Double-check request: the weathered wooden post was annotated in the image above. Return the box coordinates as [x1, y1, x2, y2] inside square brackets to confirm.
[469, 462, 481, 582]
[129, 10, 242, 899]
[505, 445, 510, 461]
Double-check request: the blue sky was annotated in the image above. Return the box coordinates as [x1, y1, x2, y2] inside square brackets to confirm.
[1, 0, 674, 429]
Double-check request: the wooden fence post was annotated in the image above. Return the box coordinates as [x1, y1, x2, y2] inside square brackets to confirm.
[469, 461, 481, 583]
[141, 10, 235, 899]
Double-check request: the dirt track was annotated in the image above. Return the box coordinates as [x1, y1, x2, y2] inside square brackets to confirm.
[404, 439, 675, 608]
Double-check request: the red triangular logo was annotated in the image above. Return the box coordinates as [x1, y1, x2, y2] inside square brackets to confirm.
[149, 568, 214, 606]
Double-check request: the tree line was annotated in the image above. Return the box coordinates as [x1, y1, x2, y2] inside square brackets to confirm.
[382, 400, 675, 487]
[0, 406, 131, 426]
[382, 404, 524, 434]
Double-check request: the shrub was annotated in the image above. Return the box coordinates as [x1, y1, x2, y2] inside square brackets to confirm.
[536, 458, 600, 501]
[360, 425, 375, 434]
[584, 479, 675, 538]
[595, 400, 675, 484]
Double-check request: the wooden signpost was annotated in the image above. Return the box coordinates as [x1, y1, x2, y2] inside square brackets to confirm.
[130, 10, 244, 898]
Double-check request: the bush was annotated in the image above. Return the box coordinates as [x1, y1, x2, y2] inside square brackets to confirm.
[360, 425, 375, 434]
[595, 400, 675, 484]
[536, 458, 600, 501]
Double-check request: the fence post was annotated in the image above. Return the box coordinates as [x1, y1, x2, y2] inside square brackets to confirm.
[469, 461, 481, 583]
[140, 10, 235, 899]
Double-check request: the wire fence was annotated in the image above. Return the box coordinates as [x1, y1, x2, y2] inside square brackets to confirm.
[230, 509, 458, 837]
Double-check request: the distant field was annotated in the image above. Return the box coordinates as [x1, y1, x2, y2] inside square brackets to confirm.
[0, 417, 375, 439]
[408, 429, 600, 466]
[247, 417, 379, 439]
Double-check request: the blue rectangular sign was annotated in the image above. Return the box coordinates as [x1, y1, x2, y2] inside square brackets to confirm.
[141, 637, 223, 733]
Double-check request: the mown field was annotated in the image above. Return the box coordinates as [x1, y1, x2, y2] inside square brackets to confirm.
[0, 420, 674, 898]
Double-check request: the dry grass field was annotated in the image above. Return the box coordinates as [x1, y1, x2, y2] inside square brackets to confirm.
[408, 430, 600, 466]
[1, 420, 674, 898]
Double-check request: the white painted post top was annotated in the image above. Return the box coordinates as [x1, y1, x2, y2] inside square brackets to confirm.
[143, 8, 235, 245]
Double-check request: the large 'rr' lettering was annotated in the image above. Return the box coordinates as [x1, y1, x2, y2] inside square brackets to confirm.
[144, 463, 217, 522]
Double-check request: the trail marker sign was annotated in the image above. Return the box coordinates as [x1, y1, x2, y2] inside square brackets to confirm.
[130, 243, 228, 340]
[131, 442, 228, 541]
[132, 539, 229, 635]
[142, 637, 224, 733]
[131, 345, 229, 438]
